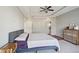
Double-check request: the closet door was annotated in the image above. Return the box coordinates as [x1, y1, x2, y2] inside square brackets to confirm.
[24, 20, 32, 33]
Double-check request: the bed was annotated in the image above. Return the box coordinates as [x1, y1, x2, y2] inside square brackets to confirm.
[27, 33, 60, 51]
[9, 30, 60, 53]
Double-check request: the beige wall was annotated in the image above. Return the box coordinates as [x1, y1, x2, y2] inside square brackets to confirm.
[0, 7, 24, 47]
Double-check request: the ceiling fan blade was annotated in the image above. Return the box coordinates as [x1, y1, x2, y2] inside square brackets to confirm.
[47, 6, 51, 9]
[40, 7, 45, 10]
[48, 9, 54, 11]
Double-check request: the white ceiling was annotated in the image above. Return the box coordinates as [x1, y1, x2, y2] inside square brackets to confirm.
[18, 6, 79, 18]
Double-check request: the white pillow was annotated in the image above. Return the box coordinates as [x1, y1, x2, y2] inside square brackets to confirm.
[15, 33, 28, 41]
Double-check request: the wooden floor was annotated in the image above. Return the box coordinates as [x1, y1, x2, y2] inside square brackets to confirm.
[50, 35, 64, 40]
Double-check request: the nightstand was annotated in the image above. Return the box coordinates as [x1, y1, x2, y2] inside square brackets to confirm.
[0, 43, 17, 53]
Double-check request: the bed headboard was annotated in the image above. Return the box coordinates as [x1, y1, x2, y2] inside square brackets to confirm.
[9, 29, 24, 43]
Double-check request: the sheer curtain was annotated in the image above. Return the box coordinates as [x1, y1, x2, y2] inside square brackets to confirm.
[32, 20, 49, 33]
[24, 20, 32, 33]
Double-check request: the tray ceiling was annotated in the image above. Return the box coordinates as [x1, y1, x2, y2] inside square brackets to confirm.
[18, 6, 79, 18]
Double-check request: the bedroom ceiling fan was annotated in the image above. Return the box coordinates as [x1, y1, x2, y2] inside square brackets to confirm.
[40, 6, 54, 13]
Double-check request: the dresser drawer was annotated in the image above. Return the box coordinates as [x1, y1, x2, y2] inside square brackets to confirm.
[64, 35, 73, 41]
[73, 30, 78, 34]
[64, 30, 73, 33]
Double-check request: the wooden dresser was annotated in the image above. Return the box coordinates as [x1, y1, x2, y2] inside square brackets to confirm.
[63, 29, 79, 44]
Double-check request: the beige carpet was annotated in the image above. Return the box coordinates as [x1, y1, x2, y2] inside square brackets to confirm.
[58, 40, 79, 53]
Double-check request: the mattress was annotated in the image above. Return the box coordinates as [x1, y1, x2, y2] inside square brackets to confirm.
[27, 33, 60, 51]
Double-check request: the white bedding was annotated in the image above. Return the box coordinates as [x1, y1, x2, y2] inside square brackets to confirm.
[15, 33, 28, 41]
[27, 33, 60, 51]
